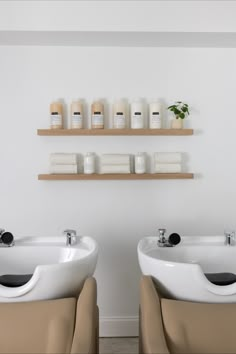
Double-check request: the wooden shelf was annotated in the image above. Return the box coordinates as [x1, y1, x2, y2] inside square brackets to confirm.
[38, 173, 194, 181]
[37, 128, 193, 136]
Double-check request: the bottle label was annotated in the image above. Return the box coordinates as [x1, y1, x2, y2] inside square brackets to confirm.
[50, 113, 62, 127]
[132, 112, 144, 128]
[72, 112, 83, 128]
[92, 113, 104, 128]
[114, 112, 125, 129]
[150, 112, 161, 128]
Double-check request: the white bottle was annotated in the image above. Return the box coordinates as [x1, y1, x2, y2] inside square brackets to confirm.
[71, 99, 83, 129]
[91, 100, 104, 129]
[135, 152, 146, 174]
[149, 100, 162, 129]
[50, 99, 63, 129]
[84, 152, 96, 174]
[113, 100, 126, 129]
[131, 98, 144, 129]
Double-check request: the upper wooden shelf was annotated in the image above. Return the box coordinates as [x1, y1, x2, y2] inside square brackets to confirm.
[38, 173, 194, 181]
[37, 128, 193, 136]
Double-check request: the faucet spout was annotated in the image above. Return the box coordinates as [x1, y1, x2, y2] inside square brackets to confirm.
[63, 229, 77, 246]
[225, 230, 235, 246]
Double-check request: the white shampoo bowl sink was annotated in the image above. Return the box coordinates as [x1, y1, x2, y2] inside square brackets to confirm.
[0, 236, 98, 302]
[138, 236, 236, 303]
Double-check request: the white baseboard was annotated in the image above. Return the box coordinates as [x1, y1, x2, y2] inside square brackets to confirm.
[100, 316, 139, 337]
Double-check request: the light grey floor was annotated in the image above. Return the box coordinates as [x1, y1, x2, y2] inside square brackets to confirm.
[100, 337, 139, 354]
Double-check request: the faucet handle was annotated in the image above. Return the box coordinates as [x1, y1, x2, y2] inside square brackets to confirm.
[158, 228, 166, 236]
[63, 229, 76, 236]
[224, 229, 235, 238]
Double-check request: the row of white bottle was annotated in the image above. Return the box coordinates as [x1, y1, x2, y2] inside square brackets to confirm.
[50, 98, 162, 130]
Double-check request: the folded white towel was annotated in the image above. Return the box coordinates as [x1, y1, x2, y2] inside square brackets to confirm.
[100, 154, 130, 165]
[154, 163, 182, 173]
[154, 152, 182, 164]
[100, 164, 131, 174]
[50, 164, 78, 174]
[50, 153, 77, 165]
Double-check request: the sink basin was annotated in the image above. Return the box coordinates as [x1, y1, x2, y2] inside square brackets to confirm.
[0, 236, 98, 302]
[138, 236, 236, 303]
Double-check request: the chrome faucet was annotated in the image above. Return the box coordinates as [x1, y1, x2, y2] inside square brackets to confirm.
[63, 229, 77, 246]
[225, 230, 235, 246]
[157, 228, 172, 247]
[158, 228, 166, 245]
[157, 228, 181, 247]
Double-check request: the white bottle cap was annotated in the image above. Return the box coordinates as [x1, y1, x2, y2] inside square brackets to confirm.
[86, 152, 94, 156]
[113, 98, 125, 103]
[133, 97, 142, 102]
[93, 98, 102, 103]
[150, 98, 161, 103]
[52, 98, 62, 103]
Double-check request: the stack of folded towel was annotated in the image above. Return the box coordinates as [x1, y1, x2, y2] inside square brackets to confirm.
[154, 152, 182, 173]
[50, 153, 78, 174]
[100, 154, 131, 174]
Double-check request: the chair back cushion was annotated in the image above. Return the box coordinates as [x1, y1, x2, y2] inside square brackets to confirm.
[0, 298, 76, 353]
[162, 298, 236, 353]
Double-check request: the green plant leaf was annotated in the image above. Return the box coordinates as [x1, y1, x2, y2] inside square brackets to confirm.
[174, 108, 181, 115]
[168, 101, 190, 116]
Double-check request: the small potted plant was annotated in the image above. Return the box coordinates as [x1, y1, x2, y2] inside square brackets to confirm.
[167, 101, 190, 129]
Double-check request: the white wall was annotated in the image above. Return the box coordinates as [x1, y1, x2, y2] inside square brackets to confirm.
[1, 0, 236, 32]
[1, 45, 236, 335]
[1, 0, 236, 337]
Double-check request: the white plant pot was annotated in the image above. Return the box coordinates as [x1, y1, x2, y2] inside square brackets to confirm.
[171, 119, 183, 129]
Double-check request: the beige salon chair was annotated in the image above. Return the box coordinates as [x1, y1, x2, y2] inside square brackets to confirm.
[0, 277, 99, 354]
[140, 275, 236, 354]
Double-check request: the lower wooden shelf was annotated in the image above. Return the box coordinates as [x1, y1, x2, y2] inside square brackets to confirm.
[38, 173, 194, 180]
[37, 128, 193, 136]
